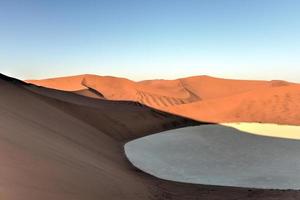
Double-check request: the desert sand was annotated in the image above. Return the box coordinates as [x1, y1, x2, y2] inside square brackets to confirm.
[27, 74, 300, 125]
[223, 123, 300, 140]
[0, 73, 201, 200]
[1, 73, 300, 199]
[125, 124, 300, 189]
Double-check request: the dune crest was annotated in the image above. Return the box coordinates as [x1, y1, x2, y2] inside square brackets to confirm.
[1, 73, 300, 199]
[27, 74, 300, 125]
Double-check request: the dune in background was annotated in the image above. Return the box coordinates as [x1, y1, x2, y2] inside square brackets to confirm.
[28, 74, 300, 125]
[0, 73, 199, 200]
[2, 73, 300, 199]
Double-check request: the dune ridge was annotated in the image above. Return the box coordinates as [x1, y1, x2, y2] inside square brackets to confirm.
[2, 73, 300, 199]
[27, 74, 300, 125]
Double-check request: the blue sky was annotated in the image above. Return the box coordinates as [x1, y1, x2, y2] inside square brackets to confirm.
[1, 0, 300, 81]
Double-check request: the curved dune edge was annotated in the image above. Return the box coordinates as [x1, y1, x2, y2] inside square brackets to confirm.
[26, 74, 300, 126]
[2, 73, 300, 199]
[222, 123, 300, 140]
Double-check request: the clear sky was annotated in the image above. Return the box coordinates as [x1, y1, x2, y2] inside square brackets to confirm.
[1, 0, 300, 82]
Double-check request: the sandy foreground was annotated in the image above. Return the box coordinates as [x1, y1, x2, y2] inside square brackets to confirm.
[0, 73, 300, 199]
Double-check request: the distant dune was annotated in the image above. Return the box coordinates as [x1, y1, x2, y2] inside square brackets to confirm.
[2, 73, 300, 199]
[167, 83, 300, 125]
[27, 74, 300, 125]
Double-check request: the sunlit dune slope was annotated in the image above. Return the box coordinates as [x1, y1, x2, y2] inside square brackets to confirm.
[167, 84, 300, 125]
[27, 74, 300, 125]
[0, 73, 201, 199]
[2, 73, 300, 199]
[27, 74, 87, 91]
[27, 74, 202, 107]
[223, 123, 300, 140]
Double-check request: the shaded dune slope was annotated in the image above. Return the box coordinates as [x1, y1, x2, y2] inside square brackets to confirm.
[2, 73, 300, 199]
[27, 74, 300, 125]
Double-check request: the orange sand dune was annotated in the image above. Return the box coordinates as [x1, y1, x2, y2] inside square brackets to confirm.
[28, 74, 202, 106]
[2, 73, 300, 199]
[167, 84, 300, 125]
[28, 74, 87, 91]
[27, 74, 300, 125]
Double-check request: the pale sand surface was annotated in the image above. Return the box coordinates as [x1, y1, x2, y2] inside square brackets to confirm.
[125, 124, 300, 189]
[222, 123, 300, 140]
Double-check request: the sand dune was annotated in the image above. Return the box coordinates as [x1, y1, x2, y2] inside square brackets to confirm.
[2, 73, 300, 199]
[168, 84, 300, 125]
[27, 74, 87, 91]
[27, 74, 202, 107]
[223, 123, 300, 140]
[27, 74, 300, 125]
[0, 73, 198, 199]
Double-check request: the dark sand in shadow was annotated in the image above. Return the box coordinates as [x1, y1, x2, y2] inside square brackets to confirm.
[1, 73, 300, 199]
